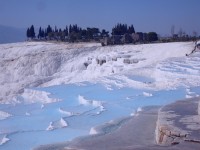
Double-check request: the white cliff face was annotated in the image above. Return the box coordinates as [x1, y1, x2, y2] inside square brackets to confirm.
[0, 41, 200, 103]
[0, 42, 100, 102]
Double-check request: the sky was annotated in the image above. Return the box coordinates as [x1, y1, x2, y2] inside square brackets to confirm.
[0, 0, 200, 36]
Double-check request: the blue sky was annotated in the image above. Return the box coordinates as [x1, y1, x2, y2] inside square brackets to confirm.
[0, 0, 200, 35]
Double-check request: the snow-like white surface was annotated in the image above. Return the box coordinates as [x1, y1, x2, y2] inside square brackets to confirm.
[0, 41, 200, 150]
[1, 41, 199, 103]
[58, 108, 73, 116]
[137, 107, 142, 112]
[60, 118, 68, 127]
[78, 95, 105, 115]
[41, 104, 45, 109]
[0, 135, 10, 145]
[46, 118, 68, 131]
[78, 95, 103, 107]
[89, 127, 98, 135]
[143, 92, 153, 97]
[0, 111, 12, 120]
[21, 89, 60, 104]
[196, 40, 200, 45]
[46, 122, 54, 131]
[0, 42, 100, 103]
[25, 112, 30, 116]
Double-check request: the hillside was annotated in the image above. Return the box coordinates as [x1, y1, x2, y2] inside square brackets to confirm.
[0, 41, 199, 103]
[0, 41, 200, 150]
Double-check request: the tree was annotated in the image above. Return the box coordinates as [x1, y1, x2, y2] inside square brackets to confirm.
[41, 29, 45, 39]
[65, 26, 68, 37]
[128, 25, 135, 34]
[48, 32, 54, 40]
[47, 25, 52, 35]
[69, 24, 72, 34]
[147, 32, 158, 42]
[86, 28, 94, 39]
[26, 28, 31, 39]
[112, 23, 135, 35]
[29, 25, 35, 39]
[69, 31, 78, 42]
[38, 27, 42, 39]
[80, 29, 87, 39]
[101, 29, 109, 37]
[44, 29, 48, 38]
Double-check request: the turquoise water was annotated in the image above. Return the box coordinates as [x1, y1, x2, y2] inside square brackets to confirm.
[0, 82, 199, 150]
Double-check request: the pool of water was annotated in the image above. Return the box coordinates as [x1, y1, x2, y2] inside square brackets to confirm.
[0, 82, 199, 150]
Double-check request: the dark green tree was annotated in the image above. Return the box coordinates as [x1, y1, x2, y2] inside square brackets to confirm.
[69, 24, 72, 34]
[47, 25, 52, 35]
[26, 28, 31, 39]
[41, 29, 45, 38]
[38, 27, 42, 39]
[80, 29, 87, 39]
[44, 29, 48, 38]
[30, 25, 35, 39]
[101, 29, 109, 37]
[86, 28, 93, 39]
[128, 25, 135, 34]
[65, 26, 68, 37]
[147, 32, 158, 42]
[69, 31, 78, 42]
[112, 23, 133, 35]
